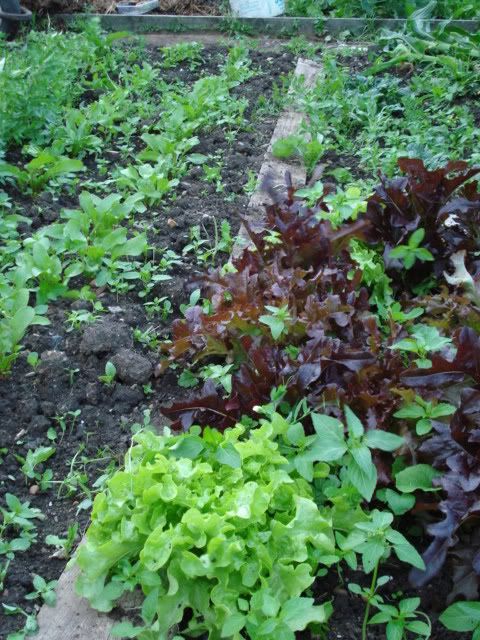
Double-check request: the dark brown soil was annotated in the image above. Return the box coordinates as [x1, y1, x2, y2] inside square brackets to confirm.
[0, 43, 470, 640]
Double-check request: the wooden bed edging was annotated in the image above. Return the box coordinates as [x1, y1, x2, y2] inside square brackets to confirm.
[53, 13, 480, 36]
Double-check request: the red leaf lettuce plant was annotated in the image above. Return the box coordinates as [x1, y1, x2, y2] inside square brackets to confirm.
[158, 159, 480, 600]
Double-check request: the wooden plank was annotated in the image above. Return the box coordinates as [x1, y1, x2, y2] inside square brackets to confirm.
[53, 13, 480, 36]
[233, 57, 322, 256]
[36, 564, 114, 640]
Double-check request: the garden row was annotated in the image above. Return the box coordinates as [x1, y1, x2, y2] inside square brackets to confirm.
[1, 17, 480, 640]
[0, 23, 295, 638]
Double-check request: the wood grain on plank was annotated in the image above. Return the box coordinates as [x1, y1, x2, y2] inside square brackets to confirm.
[233, 57, 322, 256]
[36, 564, 113, 639]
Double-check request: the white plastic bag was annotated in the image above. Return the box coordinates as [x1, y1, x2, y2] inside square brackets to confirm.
[229, 0, 285, 18]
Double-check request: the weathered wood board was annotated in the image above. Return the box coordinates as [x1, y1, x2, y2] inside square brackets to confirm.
[233, 57, 322, 256]
[36, 564, 114, 639]
[54, 14, 480, 36]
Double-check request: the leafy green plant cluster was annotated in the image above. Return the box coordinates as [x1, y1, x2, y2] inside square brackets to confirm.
[0, 151, 84, 195]
[0, 22, 129, 153]
[116, 46, 252, 208]
[275, 43, 479, 180]
[76, 401, 431, 639]
[0, 191, 150, 371]
[0, 39, 258, 374]
[152, 154, 480, 638]
[160, 41, 204, 70]
[285, 0, 479, 18]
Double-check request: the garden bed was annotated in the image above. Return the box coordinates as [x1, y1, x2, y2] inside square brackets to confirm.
[0, 37, 295, 638]
[1, 19, 480, 640]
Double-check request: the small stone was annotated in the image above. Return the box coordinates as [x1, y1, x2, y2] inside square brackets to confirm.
[30, 415, 50, 434]
[70, 299, 90, 311]
[37, 351, 69, 381]
[167, 218, 177, 228]
[85, 382, 101, 406]
[112, 384, 144, 409]
[29, 485, 39, 495]
[111, 349, 152, 385]
[40, 401, 56, 417]
[80, 321, 132, 356]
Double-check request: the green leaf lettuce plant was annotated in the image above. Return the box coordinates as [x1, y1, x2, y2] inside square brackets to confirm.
[75, 402, 420, 639]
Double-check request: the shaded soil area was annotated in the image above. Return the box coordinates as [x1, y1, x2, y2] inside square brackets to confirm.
[0, 44, 470, 640]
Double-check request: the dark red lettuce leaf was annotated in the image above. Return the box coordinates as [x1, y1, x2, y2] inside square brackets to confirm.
[410, 389, 480, 586]
[365, 159, 480, 289]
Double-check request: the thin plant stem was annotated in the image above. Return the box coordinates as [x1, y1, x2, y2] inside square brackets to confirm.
[362, 560, 380, 640]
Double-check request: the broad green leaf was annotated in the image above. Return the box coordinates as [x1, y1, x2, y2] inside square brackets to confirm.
[349, 443, 373, 474]
[440, 601, 480, 632]
[286, 422, 305, 445]
[386, 619, 404, 640]
[369, 611, 393, 624]
[169, 436, 204, 459]
[430, 403, 455, 418]
[377, 488, 415, 515]
[215, 443, 241, 469]
[259, 315, 285, 340]
[416, 418, 432, 435]
[294, 455, 314, 481]
[387, 530, 425, 570]
[364, 430, 403, 452]
[361, 539, 386, 573]
[280, 597, 332, 631]
[347, 457, 377, 501]
[344, 406, 364, 437]
[399, 597, 420, 614]
[309, 414, 347, 461]
[111, 621, 144, 638]
[405, 620, 431, 636]
[394, 404, 425, 419]
[221, 612, 245, 637]
[395, 464, 441, 493]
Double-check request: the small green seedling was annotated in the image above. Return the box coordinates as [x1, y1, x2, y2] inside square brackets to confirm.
[259, 305, 292, 340]
[369, 597, 432, 640]
[390, 324, 452, 368]
[295, 181, 325, 206]
[99, 361, 116, 386]
[45, 523, 79, 558]
[26, 352, 39, 369]
[15, 446, 55, 491]
[2, 603, 38, 638]
[349, 575, 392, 640]
[394, 395, 455, 435]
[200, 364, 233, 395]
[272, 133, 325, 175]
[0, 559, 10, 590]
[389, 228, 434, 270]
[25, 573, 58, 607]
[389, 302, 424, 324]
